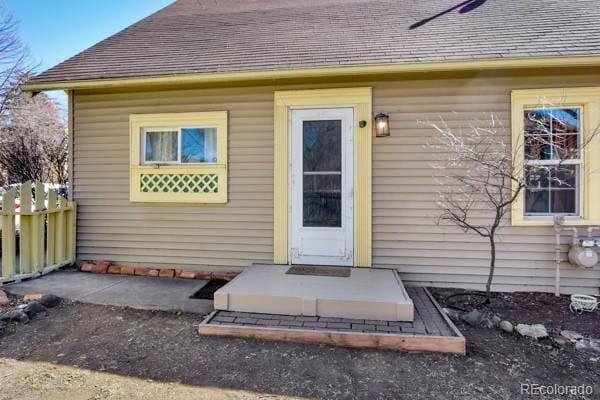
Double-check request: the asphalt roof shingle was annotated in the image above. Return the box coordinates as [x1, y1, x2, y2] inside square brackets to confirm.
[30, 0, 600, 84]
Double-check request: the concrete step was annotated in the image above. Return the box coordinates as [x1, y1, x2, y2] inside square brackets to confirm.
[214, 264, 414, 321]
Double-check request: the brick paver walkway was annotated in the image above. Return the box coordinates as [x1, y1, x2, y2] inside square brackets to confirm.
[207, 287, 456, 337]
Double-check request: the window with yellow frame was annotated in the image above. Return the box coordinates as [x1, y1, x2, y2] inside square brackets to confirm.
[129, 111, 228, 203]
[511, 87, 600, 226]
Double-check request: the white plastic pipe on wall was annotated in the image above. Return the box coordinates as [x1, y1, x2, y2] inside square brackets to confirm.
[553, 222, 578, 297]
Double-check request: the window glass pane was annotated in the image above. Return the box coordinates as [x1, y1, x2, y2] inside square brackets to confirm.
[181, 128, 218, 163]
[303, 174, 341, 227]
[551, 190, 577, 214]
[525, 166, 549, 189]
[524, 109, 551, 135]
[525, 166, 550, 214]
[525, 189, 549, 214]
[145, 130, 178, 162]
[550, 165, 577, 188]
[525, 135, 552, 161]
[524, 108, 581, 161]
[552, 134, 578, 159]
[525, 166, 579, 215]
[303, 120, 342, 172]
[552, 108, 580, 134]
[523, 107, 581, 216]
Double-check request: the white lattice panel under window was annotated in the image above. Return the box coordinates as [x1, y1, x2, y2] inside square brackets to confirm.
[140, 173, 219, 193]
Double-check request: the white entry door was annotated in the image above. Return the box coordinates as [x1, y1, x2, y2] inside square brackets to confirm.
[290, 108, 354, 266]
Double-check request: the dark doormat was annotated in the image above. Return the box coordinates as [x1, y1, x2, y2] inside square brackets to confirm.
[286, 265, 351, 277]
[190, 279, 229, 300]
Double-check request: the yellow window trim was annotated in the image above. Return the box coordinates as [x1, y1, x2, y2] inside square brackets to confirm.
[129, 111, 228, 203]
[274, 87, 373, 267]
[511, 87, 600, 226]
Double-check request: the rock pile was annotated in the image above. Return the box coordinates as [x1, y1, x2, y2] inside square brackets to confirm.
[443, 307, 599, 355]
[0, 293, 61, 332]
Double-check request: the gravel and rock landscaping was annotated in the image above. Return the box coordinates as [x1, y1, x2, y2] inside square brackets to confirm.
[432, 288, 600, 358]
[0, 286, 597, 399]
[0, 289, 61, 336]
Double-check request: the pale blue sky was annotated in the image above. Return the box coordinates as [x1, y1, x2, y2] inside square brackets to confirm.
[5, 0, 173, 107]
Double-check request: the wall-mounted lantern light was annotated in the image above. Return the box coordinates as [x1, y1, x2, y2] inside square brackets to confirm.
[374, 112, 390, 137]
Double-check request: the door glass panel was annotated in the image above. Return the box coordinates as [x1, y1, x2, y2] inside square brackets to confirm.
[303, 120, 342, 172]
[303, 174, 342, 227]
[302, 119, 342, 227]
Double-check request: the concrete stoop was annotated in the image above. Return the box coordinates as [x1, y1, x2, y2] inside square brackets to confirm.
[214, 264, 414, 321]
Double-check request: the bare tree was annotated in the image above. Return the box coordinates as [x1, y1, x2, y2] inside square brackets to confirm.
[0, 2, 66, 186]
[426, 106, 597, 302]
[0, 91, 67, 184]
[0, 2, 33, 116]
[44, 126, 69, 185]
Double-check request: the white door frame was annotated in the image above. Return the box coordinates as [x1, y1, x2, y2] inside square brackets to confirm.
[289, 107, 354, 266]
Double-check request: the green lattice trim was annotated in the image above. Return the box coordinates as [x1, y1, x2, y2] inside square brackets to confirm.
[140, 174, 219, 193]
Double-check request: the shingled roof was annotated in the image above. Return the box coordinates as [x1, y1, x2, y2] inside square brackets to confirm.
[29, 0, 600, 85]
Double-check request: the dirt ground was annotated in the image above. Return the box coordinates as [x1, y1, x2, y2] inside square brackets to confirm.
[0, 293, 25, 312]
[0, 293, 598, 400]
[0, 358, 305, 400]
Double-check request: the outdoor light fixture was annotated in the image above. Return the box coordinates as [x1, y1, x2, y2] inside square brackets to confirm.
[374, 112, 390, 137]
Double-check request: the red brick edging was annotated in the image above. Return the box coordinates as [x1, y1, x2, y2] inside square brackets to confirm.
[79, 261, 239, 281]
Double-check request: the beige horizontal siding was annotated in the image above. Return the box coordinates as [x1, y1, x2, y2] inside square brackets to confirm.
[370, 68, 600, 295]
[73, 67, 600, 293]
[73, 86, 276, 272]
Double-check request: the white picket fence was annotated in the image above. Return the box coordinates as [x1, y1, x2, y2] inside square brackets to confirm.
[1, 182, 76, 284]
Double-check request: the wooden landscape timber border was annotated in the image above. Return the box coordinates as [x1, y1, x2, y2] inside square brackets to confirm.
[199, 288, 466, 355]
[1, 182, 76, 284]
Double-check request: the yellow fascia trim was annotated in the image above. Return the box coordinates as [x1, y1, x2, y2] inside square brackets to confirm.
[22, 56, 600, 92]
[129, 111, 228, 203]
[274, 87, 373, 267]
[511, 87, 600, 226]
